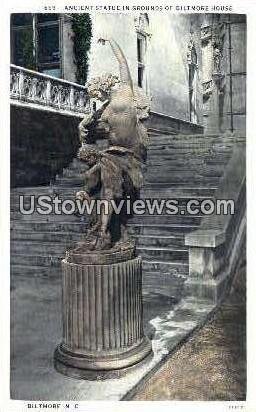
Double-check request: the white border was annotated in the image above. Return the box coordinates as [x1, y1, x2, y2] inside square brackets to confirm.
[1, 0, 256, 411]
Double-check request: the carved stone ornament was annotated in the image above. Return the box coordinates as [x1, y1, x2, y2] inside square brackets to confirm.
[187, 35, 198, 67]
[134, 13, 151, 37]
[202, 80, 214, 99]
[212, 22, 225, 76]
[201, 25, 212, 43]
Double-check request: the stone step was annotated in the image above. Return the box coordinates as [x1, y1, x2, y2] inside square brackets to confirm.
[132, 234, 185, 248]
[11, 264, 62, 277]
[11, 240, 75, 255]
[62, 169, 87, 178]
[148, 134, 237, 144]
[146, 159, 231, 169]
[147, 127, 178, 136]
[11, 253, 63, 267]
[145, 157, 231, 168]
[142, 260, 189, 275]
[147, 146, 233, 155]
[55, 177, 84, 187]
[145, 175, 222, 185]
[145, 162, 229, 172]
[142, 271, 187, 299]
[141, 187, 217, 197]
[11, 186, 77, 197]
[130, 214, 202, 225]
[147, 146, 232, 154]
[130, 206, 213, 218]
[143, 182, 218, 190]
[147, 149, 233, 159]
[11, 220, 88, 233]
[144, 164, 225, 174]
[63, 160, 88, 170]
[11, 253, 189, 273]
[127, 223, 198, 236]
[146, 149, 232, 157]
[149, 134, 245, 144]
[10, 230, 85, 242]
[10, 213, 85, 222]
[137, 246, 188, 262]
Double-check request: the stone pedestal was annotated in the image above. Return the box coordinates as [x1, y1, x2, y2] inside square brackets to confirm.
[54, 243, 152, 378]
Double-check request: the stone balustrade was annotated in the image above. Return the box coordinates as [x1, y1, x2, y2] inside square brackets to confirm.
[10, 64, 90, 117]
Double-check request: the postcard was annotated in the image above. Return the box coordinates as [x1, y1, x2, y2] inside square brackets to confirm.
[1, 0, 255, 411]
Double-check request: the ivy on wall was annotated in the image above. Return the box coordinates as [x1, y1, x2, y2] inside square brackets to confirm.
[20, 27, 36, 70]
[71, 14, 92, 85]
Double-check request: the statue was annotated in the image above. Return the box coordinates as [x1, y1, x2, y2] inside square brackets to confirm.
[75, 38, 151, 251]
[54, 39, 153, 377]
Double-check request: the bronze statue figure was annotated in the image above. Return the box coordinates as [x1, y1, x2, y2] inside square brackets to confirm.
[75, 38, 151, 251]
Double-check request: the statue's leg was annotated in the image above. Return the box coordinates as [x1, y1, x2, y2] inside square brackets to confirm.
[94, 188, 113, 250]
[120, 224, 129, 241]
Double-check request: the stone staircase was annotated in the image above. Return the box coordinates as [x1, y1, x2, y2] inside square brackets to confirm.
[127, 133, 234, 299]
[10, 133, 234, 300]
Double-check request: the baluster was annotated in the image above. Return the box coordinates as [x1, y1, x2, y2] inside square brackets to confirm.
[19, 69, 24, 100]
[58, 86, 61, 109]
[70, 86, 74, 111]
[79, 91, 84, 111]
[46, 79, 51, 105]
[31, 77, 36, 101]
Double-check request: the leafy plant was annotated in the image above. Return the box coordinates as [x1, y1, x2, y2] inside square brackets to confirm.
[20, 27, 36, 70]
[71, 14, 92, 85]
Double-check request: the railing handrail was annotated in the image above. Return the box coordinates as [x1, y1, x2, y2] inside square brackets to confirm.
[10, 64, 87, 89]
[10, 64, 90, 116]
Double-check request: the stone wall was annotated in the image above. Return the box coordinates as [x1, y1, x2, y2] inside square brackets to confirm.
[62, 15, 77, 83]
[64, 13, 204, 125]
[62, 13, 246, 135]
[11, 106, 80, 187]
[199, 14, 246, 135]
[221, 14, 246, 134]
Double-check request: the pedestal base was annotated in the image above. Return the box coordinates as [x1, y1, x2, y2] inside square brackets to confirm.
[54, 243, 152, 379]
[54, 336, 152, 380]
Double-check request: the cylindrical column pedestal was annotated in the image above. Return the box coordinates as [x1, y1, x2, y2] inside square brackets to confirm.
[54, 250, 152, 378]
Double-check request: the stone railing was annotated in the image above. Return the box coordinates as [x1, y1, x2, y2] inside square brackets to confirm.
[10, 64, 90, 117]
[185, 139, 246, 304]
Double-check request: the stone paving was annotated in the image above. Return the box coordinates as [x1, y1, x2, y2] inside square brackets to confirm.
[132, 261, 246, 401]
[10, 270, 214, 401]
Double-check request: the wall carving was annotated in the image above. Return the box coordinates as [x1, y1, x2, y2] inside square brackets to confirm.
[134, 13, 151, 37]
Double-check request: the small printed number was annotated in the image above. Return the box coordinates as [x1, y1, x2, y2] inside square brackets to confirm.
[44, 6, 56, 11]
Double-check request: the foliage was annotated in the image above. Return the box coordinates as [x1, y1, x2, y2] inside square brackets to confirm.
[71, 14, 92, 85]
[20, 27, 36, 70]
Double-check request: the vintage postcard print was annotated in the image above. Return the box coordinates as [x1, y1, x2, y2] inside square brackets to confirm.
[5, 0, 251, 408]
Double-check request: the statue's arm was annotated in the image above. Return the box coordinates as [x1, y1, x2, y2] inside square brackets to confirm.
[84, 164, 101, 195]
[78, 101, 109, 144]
[99, 38, 133, 89]
[76, 164, 101, 201]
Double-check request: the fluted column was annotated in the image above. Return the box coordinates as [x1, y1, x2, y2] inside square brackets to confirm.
[54, 251, 152, 376]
